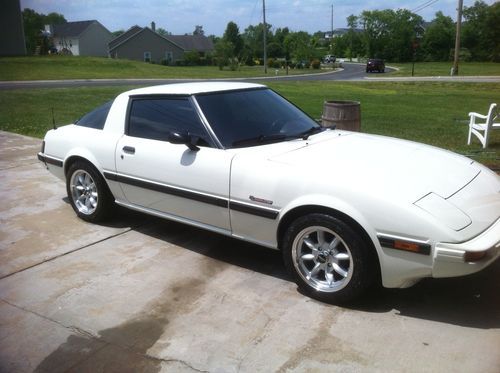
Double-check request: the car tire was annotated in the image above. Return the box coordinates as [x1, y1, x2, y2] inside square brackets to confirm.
[282, 213, 375, 303]
[66, 161, 113, 223]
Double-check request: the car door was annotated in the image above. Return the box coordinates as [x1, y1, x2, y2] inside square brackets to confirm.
[114, 95, 232, 231]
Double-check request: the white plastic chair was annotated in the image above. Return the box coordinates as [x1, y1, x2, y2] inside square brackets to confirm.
[467, 103, 499, 148]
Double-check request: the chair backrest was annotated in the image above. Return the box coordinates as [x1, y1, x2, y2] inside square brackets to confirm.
[487, 103, 498, 128]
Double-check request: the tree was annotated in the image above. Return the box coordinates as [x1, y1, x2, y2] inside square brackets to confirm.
[193, 25, 204, 35]
[214, 40, 234, 70]
[22, 8, 66, 54]
[242, 23, 273, 59]
[284, 31, 314, 62]
[223, 21, 243, 57]
[462, 1, 500, 61]
[22, 8, 44, 54]
[421, 12, 455, 61]
[44, 12, 66, 25]
[347, 14, 359, 60]
[360, 9, 423, 62]
[156, 28, 171, 36]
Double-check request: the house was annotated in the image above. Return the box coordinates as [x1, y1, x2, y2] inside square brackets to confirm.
[108, 23, 214, 64]
[46, 20, 112, 57]
[324, 28, 363, 39]
[0, 0, 26, 56]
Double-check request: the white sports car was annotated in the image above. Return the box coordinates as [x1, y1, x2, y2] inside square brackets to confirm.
[38, 82, 500, 303]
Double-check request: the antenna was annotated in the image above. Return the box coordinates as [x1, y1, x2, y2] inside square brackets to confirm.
[51, 107, 57, 130]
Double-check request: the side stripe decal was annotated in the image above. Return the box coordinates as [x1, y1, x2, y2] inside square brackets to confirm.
[103, 171, 279, 220]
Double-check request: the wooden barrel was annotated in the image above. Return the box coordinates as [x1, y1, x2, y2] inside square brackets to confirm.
[321, 100, 361, 131]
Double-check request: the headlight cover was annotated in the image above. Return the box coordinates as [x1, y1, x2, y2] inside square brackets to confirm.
[414, 192, 472, 231]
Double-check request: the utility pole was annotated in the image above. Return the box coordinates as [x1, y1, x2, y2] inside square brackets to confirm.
[330, 4, 334, 53]
[452, 0, 463, 76]
[263, 0, 267, 74]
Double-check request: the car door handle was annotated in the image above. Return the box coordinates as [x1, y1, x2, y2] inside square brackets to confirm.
[122, 146, 135, 154]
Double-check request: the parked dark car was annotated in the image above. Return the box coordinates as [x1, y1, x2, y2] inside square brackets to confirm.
[366, 59, 385, 73]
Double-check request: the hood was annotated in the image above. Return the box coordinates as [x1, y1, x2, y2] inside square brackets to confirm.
[267, 131, 480, 203]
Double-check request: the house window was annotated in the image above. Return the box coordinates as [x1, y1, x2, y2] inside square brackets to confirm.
[165, 51, 173, 64]
[144, 51, 151, 62]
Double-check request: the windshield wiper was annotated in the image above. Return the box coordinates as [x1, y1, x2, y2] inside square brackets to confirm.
[232, 134, 287, 147]
[300, 126, 324, 140]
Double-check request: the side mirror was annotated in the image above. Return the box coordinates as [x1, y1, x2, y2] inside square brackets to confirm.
[168, 131, 200, 151]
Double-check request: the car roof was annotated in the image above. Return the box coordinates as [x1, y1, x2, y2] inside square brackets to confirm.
[124, 82, 266, 96]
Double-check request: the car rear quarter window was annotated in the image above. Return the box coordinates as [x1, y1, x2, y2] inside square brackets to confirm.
[75, 100, 113, 129]
[128, 97, 214, 147]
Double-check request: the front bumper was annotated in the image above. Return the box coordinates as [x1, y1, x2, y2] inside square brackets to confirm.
[433, 217, 500, 278]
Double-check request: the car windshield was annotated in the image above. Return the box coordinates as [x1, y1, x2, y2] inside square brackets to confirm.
[194, 88, 322, 148]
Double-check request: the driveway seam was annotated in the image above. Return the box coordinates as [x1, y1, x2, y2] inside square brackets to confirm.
[0, 226, 140, 280]
[0, 298, 100, 339]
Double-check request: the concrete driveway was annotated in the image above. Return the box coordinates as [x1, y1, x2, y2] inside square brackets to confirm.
[0, 131, 499, 373]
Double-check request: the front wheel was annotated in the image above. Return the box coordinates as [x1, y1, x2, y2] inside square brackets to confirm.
[282, 213, 376, 303]
[66, 161, 113, 222]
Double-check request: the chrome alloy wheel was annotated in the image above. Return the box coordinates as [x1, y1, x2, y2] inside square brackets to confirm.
[70, 169, 98, 215]
[292, 226, 353, 292]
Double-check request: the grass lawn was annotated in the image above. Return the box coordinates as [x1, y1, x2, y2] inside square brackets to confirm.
[0, 56, 321, 81]
[0, 81, 499, 168]
[389, 62, 500, 77]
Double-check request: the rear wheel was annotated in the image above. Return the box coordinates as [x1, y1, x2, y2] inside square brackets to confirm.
[282, 213, 375, 303]
[66, 161, 113, 222]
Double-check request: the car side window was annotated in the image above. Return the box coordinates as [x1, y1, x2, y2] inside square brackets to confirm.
[76, 100, 113, 130]
[128, 97, 214, 147]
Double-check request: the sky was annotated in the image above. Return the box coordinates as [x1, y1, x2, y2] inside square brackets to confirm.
[20, 0, 497, 36]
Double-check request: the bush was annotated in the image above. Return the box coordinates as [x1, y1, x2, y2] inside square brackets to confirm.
[184, 51, 201, 66]
[267, 58, 274, 68]
[311, 59, 321, 69]
[272, 59, 281, 69]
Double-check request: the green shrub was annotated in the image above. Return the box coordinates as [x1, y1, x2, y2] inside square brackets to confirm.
[184, 51, 201, 66]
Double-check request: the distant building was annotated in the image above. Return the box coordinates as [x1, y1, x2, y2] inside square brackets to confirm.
[108, 23, 214, 64]
[324, 28, 363, 39]
[46, 20, 112, 57]
[0, 0, 26, 56]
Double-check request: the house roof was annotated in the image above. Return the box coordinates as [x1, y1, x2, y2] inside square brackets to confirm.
[109, 25, 143, 49]
[53, 20, 96, 37]
[108, 25, 214, 53]
[165, 35, 214, 52]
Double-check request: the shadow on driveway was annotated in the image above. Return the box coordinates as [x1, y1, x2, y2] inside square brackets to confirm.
[95, 205, 500, 330]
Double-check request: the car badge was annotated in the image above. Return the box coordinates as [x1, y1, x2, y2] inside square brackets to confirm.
[249, 195, 273, 205]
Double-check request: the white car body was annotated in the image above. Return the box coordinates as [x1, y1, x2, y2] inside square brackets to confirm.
[38, 82, 500, 294]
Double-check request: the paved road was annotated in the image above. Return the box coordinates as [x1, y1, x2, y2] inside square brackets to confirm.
[1, 130, 499, 372]
[1, 63, 498, 90]
[0, 63, 381, 90]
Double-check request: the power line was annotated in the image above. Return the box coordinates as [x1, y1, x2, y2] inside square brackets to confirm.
[411, 0, 439, 13]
